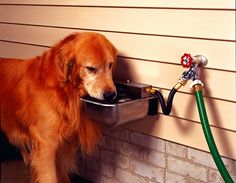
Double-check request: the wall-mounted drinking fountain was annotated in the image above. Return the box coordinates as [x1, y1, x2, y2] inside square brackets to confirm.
[80, 82, 158, 127]
[81, 53, 234, 182]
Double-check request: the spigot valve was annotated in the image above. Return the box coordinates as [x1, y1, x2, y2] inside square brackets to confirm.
[181, 53, 193, 68]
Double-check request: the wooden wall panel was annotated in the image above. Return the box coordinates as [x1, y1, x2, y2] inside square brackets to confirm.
[0, 24, 235, 71]
[163, 90, 236, 131]
[0, 41, 47, 58]
[115, 58, 236, 102]
[0, 0, 235, 9]
[0, 5, 235, 41]
[1, 41, 235, 101]
[0, 41, 235, 131]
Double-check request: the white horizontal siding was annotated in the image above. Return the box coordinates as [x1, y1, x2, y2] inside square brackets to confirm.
[0, 5, 235, 41]
[0, 0, 235, 9]
[0, 24, 235, 71]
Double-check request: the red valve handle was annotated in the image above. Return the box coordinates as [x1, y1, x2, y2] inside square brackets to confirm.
[181, 53, 193, 68]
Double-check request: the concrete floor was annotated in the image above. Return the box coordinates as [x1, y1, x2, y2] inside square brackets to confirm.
[1, 160, 92, 183]
[1, 160, 30, 183]
[0, 131, 89, 183]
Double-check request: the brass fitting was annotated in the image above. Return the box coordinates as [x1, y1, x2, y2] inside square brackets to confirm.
[146, 87, 161, 94]
[190, 79, 204, 91]
[174, 77, 187, 90]
[193, 84, 203, 92]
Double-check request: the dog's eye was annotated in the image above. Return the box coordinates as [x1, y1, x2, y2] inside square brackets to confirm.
[86, 66, 96, 72]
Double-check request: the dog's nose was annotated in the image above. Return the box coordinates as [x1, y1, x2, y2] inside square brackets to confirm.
[103, 91, 116, 101]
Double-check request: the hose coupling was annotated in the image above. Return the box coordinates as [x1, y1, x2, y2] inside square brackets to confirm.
[174, 77, 187, 90]
[146, 87, 161, 95]
[191, 80, 204, 91]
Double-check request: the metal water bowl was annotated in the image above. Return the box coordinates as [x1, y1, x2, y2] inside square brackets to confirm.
[80, 82, 158, 127]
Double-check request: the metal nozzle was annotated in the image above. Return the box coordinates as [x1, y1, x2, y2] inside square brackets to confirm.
[193, 55, 208, 67]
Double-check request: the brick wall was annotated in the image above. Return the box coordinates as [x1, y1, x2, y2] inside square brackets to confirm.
[77, 127, 236, 183]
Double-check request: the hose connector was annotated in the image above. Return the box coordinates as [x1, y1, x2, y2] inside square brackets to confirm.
[191, 80, 204, 91]
[174, 77, 187, 90]
[146, 86, 162, 95]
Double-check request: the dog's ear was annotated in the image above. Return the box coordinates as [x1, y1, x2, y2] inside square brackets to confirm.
[57, 50, 77, 83]
[65, 58, 76, 82]
[55, 33, 79, 83]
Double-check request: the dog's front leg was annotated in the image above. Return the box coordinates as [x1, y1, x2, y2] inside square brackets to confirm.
[30, 141, 58, 183]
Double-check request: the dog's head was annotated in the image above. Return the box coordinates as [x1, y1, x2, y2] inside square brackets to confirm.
[57, 32, 117, 101]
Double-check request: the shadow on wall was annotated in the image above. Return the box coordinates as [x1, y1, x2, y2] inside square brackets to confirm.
[77, 55, 165, 182]
[199, 68, 234, 158]
[114, 56, 138, 83]
[76, 62, 235, 182]
[77, 123, 166, 183]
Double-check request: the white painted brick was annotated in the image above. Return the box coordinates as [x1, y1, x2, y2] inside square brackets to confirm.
[209, 168, 236, 183]
[115, 140, 165, 168]
[112, 127, 131, 142]
[166, 141, 187, 158]
[208, 169, 224, 183]
[148, 150, 166, 168]
[131, 159, 165, 183]
[115, 140, 138, 156]
[116, 154, 130, 169]
[167, 156, 207, 182]
[185, 176, 206, 183]
[101, 150, 115, 164]
[116, 140, 161, 164]
[137, 148, 150, 161]
[187, 148, 216, 169]
[78, 169, 100, 183]
[233, 175, 236, 183]
[100, 135, 115, 151]
[99, 175, 119, 183]
[148, 181, 161, 183]
[100, 162, 115, 178]
[102, 127, 113, 136]
[115, 168, 148, 183]
[131, 132, 165, 152]
[101, 150, 130, 169]
[86, 147, 100, 159]
[79, 132, 235, 183]
[166, 172, 185, 183]
[84, 158, 100, 172]
[221, 157, 236, 176]
[115, 140, 147, 160]
[93, 159, 102, 172]
[188, 148, 236, 180]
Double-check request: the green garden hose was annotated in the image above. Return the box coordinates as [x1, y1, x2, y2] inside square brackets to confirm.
[193, 84, 233, 183]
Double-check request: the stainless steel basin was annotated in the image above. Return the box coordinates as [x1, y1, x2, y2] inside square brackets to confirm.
[80, 82, 158, 127]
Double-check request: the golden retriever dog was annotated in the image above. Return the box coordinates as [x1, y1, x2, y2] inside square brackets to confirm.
[0, 32, 117, 183]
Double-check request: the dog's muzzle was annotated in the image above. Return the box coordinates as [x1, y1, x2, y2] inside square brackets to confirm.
[103, 91, 117, 101]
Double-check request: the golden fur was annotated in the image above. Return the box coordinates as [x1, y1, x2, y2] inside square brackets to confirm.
[0, 32, 117, 183]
